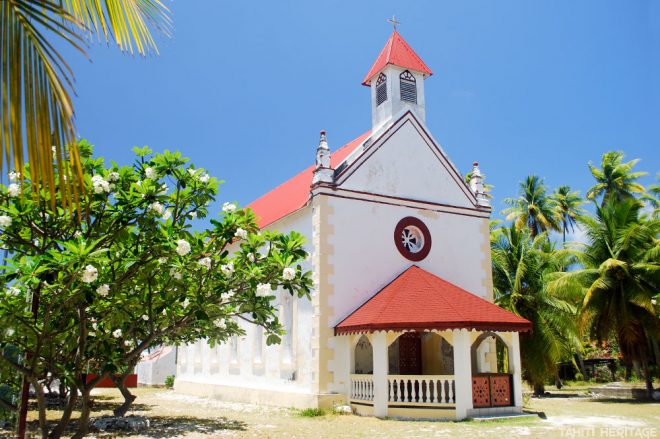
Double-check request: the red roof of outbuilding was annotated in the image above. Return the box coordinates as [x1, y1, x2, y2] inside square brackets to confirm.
[335, 266, 532, 334]
[362, 31, 433, 86]
[247, 132, 371, 228]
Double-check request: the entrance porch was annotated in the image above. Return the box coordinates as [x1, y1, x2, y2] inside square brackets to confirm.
[333, 266, 532, 420]
[341, 329, 523, 419]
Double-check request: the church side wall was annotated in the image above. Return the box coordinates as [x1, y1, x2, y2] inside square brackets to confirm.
[174, 208, 318, 406]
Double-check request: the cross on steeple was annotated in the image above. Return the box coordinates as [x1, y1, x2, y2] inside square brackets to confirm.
[387, 15, 401, 31]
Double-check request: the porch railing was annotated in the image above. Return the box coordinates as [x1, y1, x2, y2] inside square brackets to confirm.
[388, 375, 455, 405]
[350, 374, 374, 401]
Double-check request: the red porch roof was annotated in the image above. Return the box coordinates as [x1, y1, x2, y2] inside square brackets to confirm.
[247, 132, 370, 228]
[362, 31, 433, 86]
[335, 266, 532, 335]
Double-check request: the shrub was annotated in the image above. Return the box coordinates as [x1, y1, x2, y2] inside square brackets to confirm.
[298, 408, 325, 417]
[164, 375, 175, 389]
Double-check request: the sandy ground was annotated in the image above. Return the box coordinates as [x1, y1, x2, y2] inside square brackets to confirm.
[13, 386, 660, 438]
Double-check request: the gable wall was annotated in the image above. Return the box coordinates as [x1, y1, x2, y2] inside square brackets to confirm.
[340, 120, 474, 208]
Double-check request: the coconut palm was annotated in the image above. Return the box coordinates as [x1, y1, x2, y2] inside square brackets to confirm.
[549, 198, 660, 397]
[587, 151, 647, 205]
[503, 175, 560, 238]
[550, 185, 587, 243]
[1, 1, 170, 210]
[491, 225, 579, 394]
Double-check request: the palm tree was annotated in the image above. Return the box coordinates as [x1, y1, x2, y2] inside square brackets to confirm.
[1, 1, 170, 210]
[491, 225, 580, 394]
[550, 185, 586, 243]
[587, 151, 647, 205]
[503, 175, 560, 238]
[549, 198, 660, 397]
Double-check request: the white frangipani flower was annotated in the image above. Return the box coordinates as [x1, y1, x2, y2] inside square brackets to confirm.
[81, 265, 98, 283]
[145, 167, 157, 179]
[282, 267, 296, 281]
[234, 228, 248, 240]
[199, 173, 210, 183]
[220, 262, 234, 276]
[222, 202, 236, 213]
[189, 211, 197, 219]
[112, 329, 122, 338]
[73, 231, 83, 239]
[182, 298, 190, 308]
[141, 314, 149, 321]
[187, 168, 197, 176]
[91, 175, 110, 194]
[198, 257, 211, 270]
[158, 257, 167, 264]
[176, 239, 191, 256]
[8, 171, 19, 182]
[7, 183, 20, 197]
[163, 210, 172, 220]
[0, 215, 12, 227]
[107, 171, 120, 182]
[170, 267, 182, 280]
[96, 284, 110, 297]
[221, 290, 235, 301]
[149, 202, 165, 215]
[247, 253, 255, 263]
[214, 318, 226, 329]
[6, 287, 20, 296]
[256, 283, 271, 297]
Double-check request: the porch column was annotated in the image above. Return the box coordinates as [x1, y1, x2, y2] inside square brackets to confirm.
[452, 329, 473, 419]
[372, 331, 388, 417]
[510, 332, 523, 408]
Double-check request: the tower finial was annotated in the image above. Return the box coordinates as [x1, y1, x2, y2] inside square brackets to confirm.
[387, 15, 401, 31]
[312, 130, 334, 187]
[469, 162, 490, 207]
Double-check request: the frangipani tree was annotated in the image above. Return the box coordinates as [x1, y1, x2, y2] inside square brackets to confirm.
[0, 142, 312, 438]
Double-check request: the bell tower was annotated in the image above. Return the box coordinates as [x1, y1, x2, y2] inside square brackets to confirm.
[362, 29, 433, 132]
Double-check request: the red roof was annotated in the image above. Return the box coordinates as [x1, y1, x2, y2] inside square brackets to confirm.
[362, 31, 433, 86]
[247, 132, 371, 228]
[335, 266, 532, 334]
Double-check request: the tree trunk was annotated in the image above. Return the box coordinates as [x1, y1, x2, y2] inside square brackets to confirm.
[555, 373, 563, 389]
[112, 374, 136, 417]
[576, 350, 587, 379]
[533, 382, 545, 396]
[31, 379, 49, 439]
[653, 339, 660, 381]
[71, 388, 92, 439]
[632, 360, 642, 380]
[47, 386, 78, 439]
[643, 362, 654, 400]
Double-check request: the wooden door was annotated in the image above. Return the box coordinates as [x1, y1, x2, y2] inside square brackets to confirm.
[398, 332, 422, 375]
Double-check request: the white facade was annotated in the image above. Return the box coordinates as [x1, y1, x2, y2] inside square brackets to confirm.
[174, 32, 527, 419]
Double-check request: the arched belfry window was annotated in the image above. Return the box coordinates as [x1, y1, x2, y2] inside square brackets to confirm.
[376, 73, 387, 106]
[400, 70, 417, 104]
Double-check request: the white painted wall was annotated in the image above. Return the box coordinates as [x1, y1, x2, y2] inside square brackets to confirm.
[327, 195, 488, 328]
[176, 207, 316, 394]
[341, 120, 474, 208]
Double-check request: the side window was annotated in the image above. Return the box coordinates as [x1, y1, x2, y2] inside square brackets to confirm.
[376, 73, 387, 106]
[400, 70, 417, 104]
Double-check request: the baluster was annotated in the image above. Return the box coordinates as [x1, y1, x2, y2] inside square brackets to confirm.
[413, 379, 419, 402]
[439, 379, 445, 403]
[359, 379, 364, 400]
[403, 378, 409, 402]
[451, 380, 456, 403]
[425, 379, 430, 403]
[388, 379, 392, 402]
[431, 379, 438, 403]
[351, 379, 355, 399]
[369, 379, 373, 400]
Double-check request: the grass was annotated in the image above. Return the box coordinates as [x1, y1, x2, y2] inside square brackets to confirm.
[297, 408, 326, 417]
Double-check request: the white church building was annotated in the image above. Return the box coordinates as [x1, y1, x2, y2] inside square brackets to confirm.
[174, 30, 531, 420]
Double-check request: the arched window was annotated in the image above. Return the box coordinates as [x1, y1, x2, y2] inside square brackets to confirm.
[376, 73, 387, 106]
[400, 70, 417, 104]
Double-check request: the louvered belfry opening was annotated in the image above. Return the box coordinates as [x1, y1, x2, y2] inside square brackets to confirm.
[400, 70, 417, 104]
[376, 73, 387, 106]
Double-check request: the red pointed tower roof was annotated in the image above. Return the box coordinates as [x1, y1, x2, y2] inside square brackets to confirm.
[362, 31, 433, 86]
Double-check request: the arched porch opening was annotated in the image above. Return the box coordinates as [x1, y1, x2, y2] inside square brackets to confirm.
[470, 332, 514, 408]
[354, 335, 373, 374]
[471, 332, 510, 374]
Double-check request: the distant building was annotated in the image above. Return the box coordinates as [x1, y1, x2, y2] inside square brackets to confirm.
[174, 30, 531, 420]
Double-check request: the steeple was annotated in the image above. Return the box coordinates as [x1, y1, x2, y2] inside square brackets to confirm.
[363, 30, 432, 132]
[312, 130, 334, 187]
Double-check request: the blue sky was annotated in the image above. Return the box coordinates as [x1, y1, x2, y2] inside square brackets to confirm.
[64, 0, 658, 224]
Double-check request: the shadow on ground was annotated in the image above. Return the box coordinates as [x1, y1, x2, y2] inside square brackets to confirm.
[112, 416, 247, 437]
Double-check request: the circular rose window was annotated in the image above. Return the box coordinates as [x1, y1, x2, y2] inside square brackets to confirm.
[394, 217, 432, 261]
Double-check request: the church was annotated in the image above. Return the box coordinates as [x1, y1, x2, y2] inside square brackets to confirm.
[174, 30, 532, 420]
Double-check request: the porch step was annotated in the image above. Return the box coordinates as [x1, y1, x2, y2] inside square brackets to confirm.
[471, 412, 539, 422]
